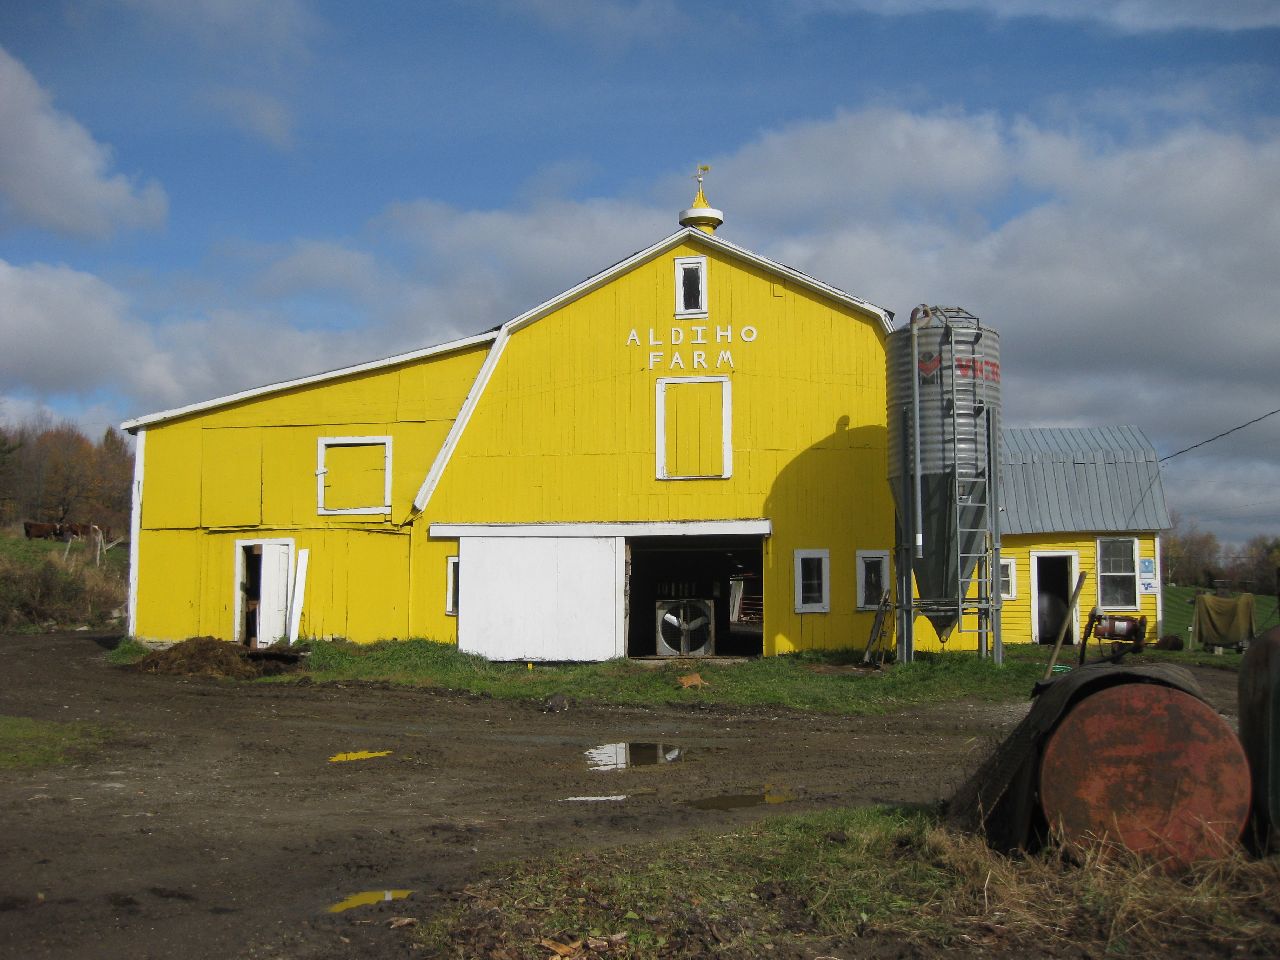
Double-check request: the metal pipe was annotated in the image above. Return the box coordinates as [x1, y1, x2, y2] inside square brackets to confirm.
[909, 306, 926, 559]
[988, 404, 1004, 666]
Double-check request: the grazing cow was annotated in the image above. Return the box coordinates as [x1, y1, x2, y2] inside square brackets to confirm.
[63, 522, 92, 539]
[23, 521, 61, 540]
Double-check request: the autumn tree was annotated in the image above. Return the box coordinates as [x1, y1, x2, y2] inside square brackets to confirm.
[1223, 535, 1280, 596]
[1, 418, 133, 531]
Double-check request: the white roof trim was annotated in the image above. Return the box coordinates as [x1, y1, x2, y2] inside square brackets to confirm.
[503, 228, 891, 337]
[429, 520, 772, 538]
[120, 330, 499, 433]
[410, 228, 892, 514]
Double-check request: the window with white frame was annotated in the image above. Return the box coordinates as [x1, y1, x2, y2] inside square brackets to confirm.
[316, 436, 392, 515]
[999, 558, 1017, 599]
[445, 555, 459, 616]
[1098, 537, 1138, 609]
[674, 256, 707, 317]
[655, 377, 732, 479]
[856, 550, 890, 609]
[794, 549, 830, 613]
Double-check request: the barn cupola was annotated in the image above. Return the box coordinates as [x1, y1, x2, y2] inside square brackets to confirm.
[679, 164, 723, 234]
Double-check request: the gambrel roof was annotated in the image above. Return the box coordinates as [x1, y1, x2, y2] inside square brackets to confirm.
[1000, 426, 1170, 535]
[122, 227, 891, 436]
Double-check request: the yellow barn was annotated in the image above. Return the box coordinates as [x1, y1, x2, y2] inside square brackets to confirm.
[122, 190, 1168, 659]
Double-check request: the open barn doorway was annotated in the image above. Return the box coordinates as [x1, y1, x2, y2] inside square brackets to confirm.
[626, 535, 764, 657]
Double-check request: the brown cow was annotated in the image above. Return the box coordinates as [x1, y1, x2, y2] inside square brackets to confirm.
[23, 521, 61, 540]
[63, 522, 92, 539]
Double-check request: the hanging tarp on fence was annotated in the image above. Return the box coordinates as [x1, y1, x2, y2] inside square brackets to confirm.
[1194, 593, 1256, 649]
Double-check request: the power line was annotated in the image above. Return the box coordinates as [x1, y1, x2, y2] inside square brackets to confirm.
[1159, 406, 1280, 463]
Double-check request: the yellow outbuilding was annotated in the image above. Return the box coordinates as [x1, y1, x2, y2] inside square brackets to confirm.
[122, 189, 1168, 659]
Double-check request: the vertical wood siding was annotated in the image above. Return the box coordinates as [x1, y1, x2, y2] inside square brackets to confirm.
[134, 346, 487, 642]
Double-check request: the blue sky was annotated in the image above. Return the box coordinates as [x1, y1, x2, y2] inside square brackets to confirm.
[1, 0, 1279, 546]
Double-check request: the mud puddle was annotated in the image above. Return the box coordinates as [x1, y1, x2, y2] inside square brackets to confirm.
[585, 742, 684, 771]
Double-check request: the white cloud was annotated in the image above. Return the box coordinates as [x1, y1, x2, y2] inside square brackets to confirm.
[802, 0, 1280, 32]
[203, 87, 295, 150]
[0, 260, 174, 399]
[379, 197, 673, 329]
[0, 47, 167, 238]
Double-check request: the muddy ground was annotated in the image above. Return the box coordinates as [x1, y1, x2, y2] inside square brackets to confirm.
[0, 634, 1241, 960]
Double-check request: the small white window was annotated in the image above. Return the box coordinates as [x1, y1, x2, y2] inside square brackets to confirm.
[856, 550, 890, 609]
[316, 436, 393, 515]
[674, 256, 707, 317]
[794, 549, 830, 613]
[1098, 537, 1138, 609]
[445, 555, 459, 616]
[655, 377, 732, 480]
[999, 558, 1017, 600]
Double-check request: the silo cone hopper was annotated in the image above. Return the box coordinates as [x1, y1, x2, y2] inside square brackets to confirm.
[894, 476, 989, 638]
[887, 306, 1001, 650]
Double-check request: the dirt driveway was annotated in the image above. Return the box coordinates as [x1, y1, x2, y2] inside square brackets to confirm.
[0, 634, 1240, 959]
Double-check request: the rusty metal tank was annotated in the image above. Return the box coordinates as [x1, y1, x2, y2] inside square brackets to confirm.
[947, 663, 1251, 865]
[1239, 626, 1280, 850]
[1039, 682, 1250, 866]
[886, 307, 1001, 637]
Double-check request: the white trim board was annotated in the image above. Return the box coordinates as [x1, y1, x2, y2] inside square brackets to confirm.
[126, 428, 146, 637]
[315, 435, 394, 515]
[655, 376, 732, 480]
[120, 330, 497, 433]
[429, 519, 771, 539]
[410, 227, 892, 514]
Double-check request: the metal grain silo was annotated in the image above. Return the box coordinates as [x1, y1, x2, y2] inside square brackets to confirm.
[887, 306, 1002, 655]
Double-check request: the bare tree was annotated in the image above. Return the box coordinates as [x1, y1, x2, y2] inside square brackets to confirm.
[1161, 510, 1223, 587]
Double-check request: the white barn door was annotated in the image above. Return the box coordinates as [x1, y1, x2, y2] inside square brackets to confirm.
[257, 542, 292, 645]
[458, 536, 624, 661]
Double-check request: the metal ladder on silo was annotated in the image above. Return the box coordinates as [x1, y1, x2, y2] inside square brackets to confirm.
[940, 309, 994, 652]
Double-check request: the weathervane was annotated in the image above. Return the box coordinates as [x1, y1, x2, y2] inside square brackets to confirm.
[694, 164, 711, 188]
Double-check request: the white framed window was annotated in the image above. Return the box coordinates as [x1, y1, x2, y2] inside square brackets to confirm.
[794, 549, 830, 613]
[655, 376, 732, 480]
[445, 555, 459, 616]
[856, 550, 890, 609]
[999, 558, 1017, 599]
[1098, 537, 1139, 609]
[316, 436, 393, 515]
[674, 256, 707, 317]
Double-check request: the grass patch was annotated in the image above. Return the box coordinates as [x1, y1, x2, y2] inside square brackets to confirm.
[1001, 639, 1246, 673]
[106, 638, 153, 665]
[0, 715, 107, 769]
[419, 806, 1280, 958]
[288, 638, 1045, 715]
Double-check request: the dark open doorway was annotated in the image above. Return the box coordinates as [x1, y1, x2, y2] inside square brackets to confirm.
[626, 535, 764, 657]
[1036, 555, 1074, 645]
[240, 544, 263, 648]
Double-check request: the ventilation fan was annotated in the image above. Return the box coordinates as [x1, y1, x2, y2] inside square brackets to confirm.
[655, 598, 715, 657]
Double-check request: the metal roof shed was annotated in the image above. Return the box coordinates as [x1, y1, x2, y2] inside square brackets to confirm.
[1000, 426, 1171, 536]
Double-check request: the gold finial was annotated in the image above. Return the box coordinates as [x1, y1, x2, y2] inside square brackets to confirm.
[680, 164, 723, 233]
[691, 165, 712, 207]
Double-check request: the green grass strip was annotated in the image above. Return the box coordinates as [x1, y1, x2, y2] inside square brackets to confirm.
[294, 638, 1047, 715]
[0, 715, 107, 769]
